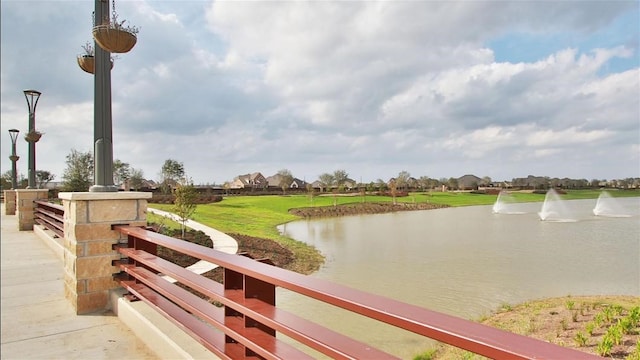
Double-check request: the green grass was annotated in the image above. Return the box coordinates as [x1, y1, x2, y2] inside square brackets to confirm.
[149, 189, 639, 273]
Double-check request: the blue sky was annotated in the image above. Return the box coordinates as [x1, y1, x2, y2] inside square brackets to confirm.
[1, 1, 638, 186]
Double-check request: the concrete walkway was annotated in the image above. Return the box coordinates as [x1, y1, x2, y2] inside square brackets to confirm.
[0, 204, 159, 359]
[147, 208, 238, 282]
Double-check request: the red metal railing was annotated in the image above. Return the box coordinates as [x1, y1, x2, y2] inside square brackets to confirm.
[113, 225, 601, 360]
[34, 200, 64, 238]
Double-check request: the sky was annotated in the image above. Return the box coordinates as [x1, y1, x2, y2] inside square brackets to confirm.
[1, 1, 638, 186]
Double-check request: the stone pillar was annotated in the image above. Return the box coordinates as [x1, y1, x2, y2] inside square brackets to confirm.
[15, 189, 49, 230]
[59, 191, 152, 315]
[4, 190, 17, 215]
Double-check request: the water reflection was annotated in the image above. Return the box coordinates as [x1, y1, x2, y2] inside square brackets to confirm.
[277, 198, 640, 358]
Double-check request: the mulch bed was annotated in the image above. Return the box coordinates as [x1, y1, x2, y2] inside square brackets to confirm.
[289, 201, 448, 218]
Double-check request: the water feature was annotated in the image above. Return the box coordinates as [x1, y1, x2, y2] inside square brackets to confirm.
[277, 197, 640, 358]
[492, 190, 526, 214]
[538, 189, 577, 221]
[593, 191, 633, 217]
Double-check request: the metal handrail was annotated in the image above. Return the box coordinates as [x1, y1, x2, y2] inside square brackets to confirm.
[113, 225, 601, 359]
[34, 200, 64, 238]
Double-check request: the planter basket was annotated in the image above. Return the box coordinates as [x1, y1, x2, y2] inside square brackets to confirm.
[77, 55, 114, 74]
[25, 131, 42, 143]
[77, 55, 95, 74]
[92, 24, 137, 53]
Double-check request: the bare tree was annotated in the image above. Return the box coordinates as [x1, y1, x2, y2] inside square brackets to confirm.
[318, 173, 334, 192]
[277, 169, 294, 195]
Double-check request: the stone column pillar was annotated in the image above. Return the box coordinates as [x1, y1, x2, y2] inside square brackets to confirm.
[59, 191, 152, 314]
[4, 190, 17, 215]
[15, 189, 49, 230]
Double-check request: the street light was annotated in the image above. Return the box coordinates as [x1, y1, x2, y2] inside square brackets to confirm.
[89, 0, 117, 192]
[8, 129, 20, 189]
[23, 89, 42, 189]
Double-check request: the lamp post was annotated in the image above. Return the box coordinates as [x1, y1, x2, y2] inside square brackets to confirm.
[8, 129, 20, 189]
[23, 89, 42, 189]
[90, 0, 117, 192]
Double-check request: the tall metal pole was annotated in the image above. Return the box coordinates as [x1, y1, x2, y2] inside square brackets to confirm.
[90, 0, 117, 192]
[8, 129, 20, 189]
[23, 90, 41, 189]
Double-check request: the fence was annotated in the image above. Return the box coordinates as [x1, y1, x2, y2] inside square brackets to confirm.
[113, 224, 600, 360]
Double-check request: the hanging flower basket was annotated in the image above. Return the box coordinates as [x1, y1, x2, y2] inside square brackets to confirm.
[25, 131, 43, 143]
[77, 55, 96, 74]
[77, 55, 114, 74]
[92, 16, 138, 54]
[76, 42, 114, 74]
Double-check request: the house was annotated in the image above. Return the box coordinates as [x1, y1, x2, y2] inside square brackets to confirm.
[229, 172, 268, 189]
[291, 178, 308, 189]
[264, 174, 308, 189]
[457, 174, 482, 190]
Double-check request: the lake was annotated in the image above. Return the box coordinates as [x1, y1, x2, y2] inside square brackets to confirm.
[276, 197, 640, 358]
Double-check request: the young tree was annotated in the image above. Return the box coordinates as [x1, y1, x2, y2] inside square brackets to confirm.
[61, 149, 93, 192]
[36, 170, 55, 189]
[113, 160, 131, 188]
[389, 179, 398, 205]
[396, 171, 411, 191]
[160, 159, 185, 194]
[173, 178, 197, 239]
[277, 169, 294, 195]
[129, 168, 145, 191]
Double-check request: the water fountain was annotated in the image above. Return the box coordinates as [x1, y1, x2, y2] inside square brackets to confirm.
[492, 190, 526, 214]
[538, 189, 576, 222]
[593, 191, 632, 217]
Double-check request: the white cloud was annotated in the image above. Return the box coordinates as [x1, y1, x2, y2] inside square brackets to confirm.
[0, 1, 637, 185]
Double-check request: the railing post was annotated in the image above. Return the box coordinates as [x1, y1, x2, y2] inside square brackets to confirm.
[14, 189, 49, 230]
[224, 264, 276, 357]
[4, 190, 17, 215]
[58, 191, 152, 314]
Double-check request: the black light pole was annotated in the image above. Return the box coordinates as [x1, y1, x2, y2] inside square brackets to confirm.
[23, 89, 41, 189]
[90, 0, 117, 192]
[8, 129, 20, 189]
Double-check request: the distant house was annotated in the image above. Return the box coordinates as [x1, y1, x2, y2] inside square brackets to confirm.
[291, 178, 308, 189]
[265, 174, 308, 189]
[311, 180, 325, 191]
[457, 174, 482, 190]
[230, 172, 267, 189]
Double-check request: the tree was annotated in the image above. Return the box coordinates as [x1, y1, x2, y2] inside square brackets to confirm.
[61, 149, 93, 192]
[447, 177, 458, 191]
[129, 168, 145, 191]
[1, 171, 12, 190]
[306, 183, 314, 204]
[160, 159, 185, 194]
[173, 178, 197, 239]
[318, 173, 334, 192]
[277, 169, 294, 195]
[36, 170, 55, 189]
[113, 160, 131, 188]
[333, 169, 349, 186]
[396, 171, 411, 190]
[389, 179, 398, 205]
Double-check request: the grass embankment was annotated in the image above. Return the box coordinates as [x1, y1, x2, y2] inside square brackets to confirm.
[149, 189, 639, 274]
[428, 295, 640, 360]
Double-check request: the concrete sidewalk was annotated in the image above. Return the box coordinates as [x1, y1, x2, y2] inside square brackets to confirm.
[0, 204, 158, 359]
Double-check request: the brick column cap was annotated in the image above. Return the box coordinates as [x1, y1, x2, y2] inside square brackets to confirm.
[59, 192, 152, 201]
